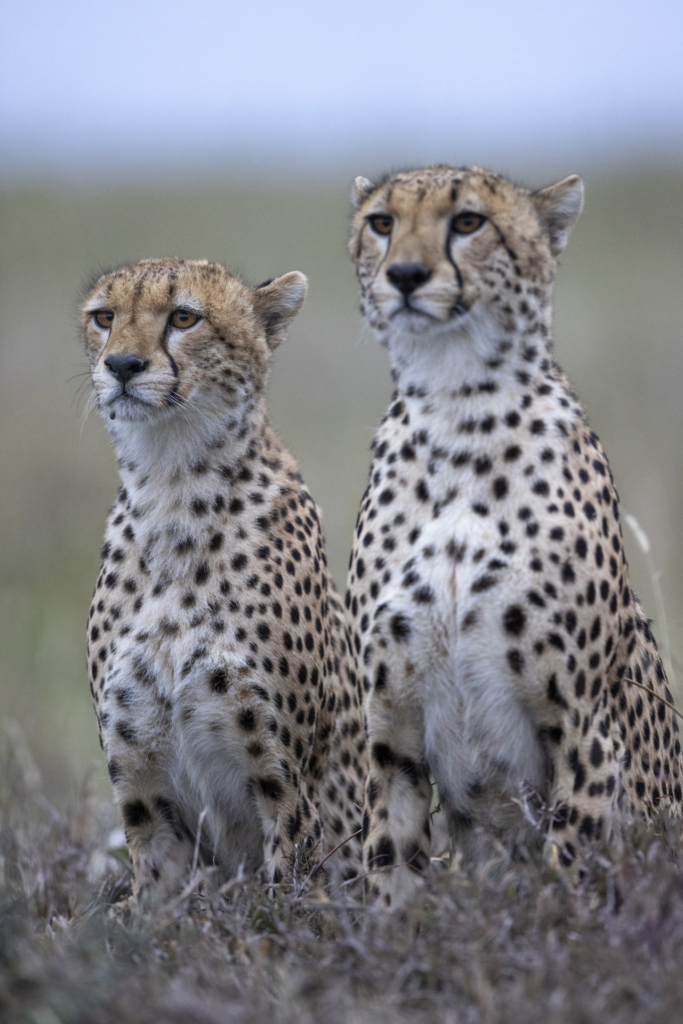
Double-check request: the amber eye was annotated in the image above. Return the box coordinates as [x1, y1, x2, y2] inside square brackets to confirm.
[452, 212, 486, 235]
[94, 311, 114, 329]
[368, 214, 394, 236]
[170, 309, 200, 329]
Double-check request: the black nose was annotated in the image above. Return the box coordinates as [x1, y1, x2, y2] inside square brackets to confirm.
[104, 353, 149, 384]
[386, 262, 432, 296]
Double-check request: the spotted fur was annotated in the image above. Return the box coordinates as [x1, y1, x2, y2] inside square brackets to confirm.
[346, 165, 682, 907]
[82, 258, 365, 902]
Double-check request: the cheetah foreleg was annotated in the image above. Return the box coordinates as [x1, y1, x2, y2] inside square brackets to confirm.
[363, 693, 432, 909]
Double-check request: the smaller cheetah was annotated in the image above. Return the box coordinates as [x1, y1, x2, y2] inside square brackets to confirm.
[82, 258, 365, 902]
[346, 165, 682, 906]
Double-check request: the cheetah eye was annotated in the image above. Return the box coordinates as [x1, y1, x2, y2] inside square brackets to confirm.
[93, 311, 114, 329]
[170, 309, 201, 329]
[451, 212, 486, 235]
[368, 214, 394, 236]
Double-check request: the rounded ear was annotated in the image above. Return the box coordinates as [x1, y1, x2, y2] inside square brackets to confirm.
[252, 271, 308, 350]
[351, 176, 377, 210]
[530, 175, 584, 256]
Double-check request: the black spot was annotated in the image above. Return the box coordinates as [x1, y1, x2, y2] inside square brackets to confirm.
[403, 842, 430, 875]
[116, 721, 136, 744]
[210, 669, 229, 694]
[574, 671, 586, 697]
[493, 477, 508, 499]
[123, 800, 151, 828]
[371, 743, 396, 767]
[507, 649, 524, 673]
[590, 737, 604, 767]
[503, 605, 526, 636]
[547, 674, 568, 708]
[472, 574, 498, 593]
[474, 456, 492, 475]
[372, 836, 396, 868]
[375, 663, 389, 690]
[239, 708, 256, 731]
[258, 777, 284, 800]
[390, 614, 411, 641]
[194, 562, 210, 585]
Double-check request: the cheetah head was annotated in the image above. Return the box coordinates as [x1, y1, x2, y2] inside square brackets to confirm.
[81, 258, 307, 426]
[349, 165, 583, 345]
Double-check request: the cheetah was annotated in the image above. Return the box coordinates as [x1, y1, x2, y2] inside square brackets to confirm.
[81, 258, 365, 902]
[346, 165, 682, 906]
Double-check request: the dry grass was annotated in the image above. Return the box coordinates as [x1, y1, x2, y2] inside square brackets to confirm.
[2, 731, 683, 1024]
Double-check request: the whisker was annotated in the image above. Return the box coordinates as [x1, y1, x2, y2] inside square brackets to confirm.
[71, 378, 94, 412]
[79, 389, 100, 439]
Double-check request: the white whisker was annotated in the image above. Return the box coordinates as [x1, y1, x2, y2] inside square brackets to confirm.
[79, 389, 100, 439]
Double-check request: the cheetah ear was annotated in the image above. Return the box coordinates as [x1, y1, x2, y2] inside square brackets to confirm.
[351, 176, 377, 210]
[252, 271, 308, 350]
[530, 175, 584, 256]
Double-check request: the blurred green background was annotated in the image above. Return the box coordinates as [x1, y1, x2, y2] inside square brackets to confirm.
[1, 164, 682, 800]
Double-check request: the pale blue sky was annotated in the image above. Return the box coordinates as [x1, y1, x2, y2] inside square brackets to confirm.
[2, 0, 682, 173]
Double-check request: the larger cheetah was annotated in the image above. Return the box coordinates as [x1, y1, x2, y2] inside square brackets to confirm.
[346, 165, 682, 906]
[82, 258, 365, 902]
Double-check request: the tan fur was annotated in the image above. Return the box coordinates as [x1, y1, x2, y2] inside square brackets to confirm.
[82, 258, 365, 902]
[346, 166, 681, 907]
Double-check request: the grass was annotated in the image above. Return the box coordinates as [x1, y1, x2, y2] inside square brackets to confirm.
[2, 728, 683, 1024]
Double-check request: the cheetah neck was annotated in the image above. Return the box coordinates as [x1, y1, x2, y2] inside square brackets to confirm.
[107, 396, 266, 577]
[385, 302, 553, 400]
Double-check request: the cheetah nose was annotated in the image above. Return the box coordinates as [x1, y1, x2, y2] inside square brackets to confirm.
[386, 262, 432, 296]
[104, 353, 149, 384]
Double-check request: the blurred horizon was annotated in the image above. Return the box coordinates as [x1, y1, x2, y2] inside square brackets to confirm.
[2, 0, 683, 180]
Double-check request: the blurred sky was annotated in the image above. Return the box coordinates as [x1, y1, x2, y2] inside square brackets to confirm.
[2, 0, 683, 174]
